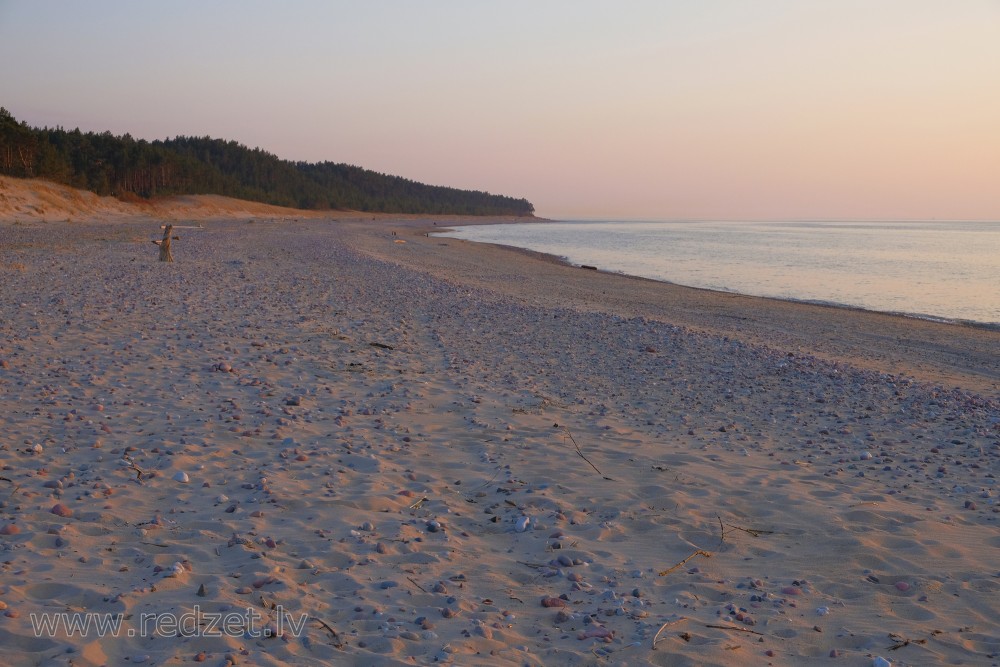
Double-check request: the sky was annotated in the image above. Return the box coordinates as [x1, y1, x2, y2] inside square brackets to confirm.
[2, 0, 998, 220]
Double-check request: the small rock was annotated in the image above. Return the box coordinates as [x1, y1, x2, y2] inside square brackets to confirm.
[173, 471, 190, 483]
[0, 524, 20, 536]
[50, 503, 73, 518]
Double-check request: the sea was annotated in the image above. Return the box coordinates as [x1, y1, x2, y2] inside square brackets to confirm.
[434, 220, 1000, 328]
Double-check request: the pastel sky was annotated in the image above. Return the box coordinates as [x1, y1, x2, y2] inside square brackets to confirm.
[2, 1, 998, 220]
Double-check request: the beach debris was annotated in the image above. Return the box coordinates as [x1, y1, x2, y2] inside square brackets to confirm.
[887, 633, 928, 651]
[659, 550, 712, 577]
[152, 225, 178, 262]
[651, 615, 688, 649]
[564, 429, 613, 480]
[705, 623, 764, 636]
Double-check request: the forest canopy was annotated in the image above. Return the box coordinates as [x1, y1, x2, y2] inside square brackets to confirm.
[0, 108, 534, 216]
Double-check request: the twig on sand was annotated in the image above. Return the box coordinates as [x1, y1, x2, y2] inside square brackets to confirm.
[406, 576, 428, 593]
[716, 513, 774, 546]
[369, 342, 394, 350]
[517, 560, 548, 570]
[705, 623, 765, 636]
[0, 476, 20, 499]
[651, 616, 688, 649]
[407, 496, 429, 509]
[122, 454, 145, 481]
[312, 616, 343, 648]
[658, 550, 713, 577]
[464, 467, 502, 503]
[564, 429, 614, 481]
[724, 520, 774, 538]
[887, 633, 928, 651]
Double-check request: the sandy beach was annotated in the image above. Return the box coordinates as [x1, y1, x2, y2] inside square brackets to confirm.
[1, 178, 998, 666]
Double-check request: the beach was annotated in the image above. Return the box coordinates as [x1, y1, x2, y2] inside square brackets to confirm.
[1, 179, 998, 666]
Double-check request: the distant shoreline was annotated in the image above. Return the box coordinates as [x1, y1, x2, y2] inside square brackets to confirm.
[355, 217, 1000, 398]
[429, 219, 1000, 331]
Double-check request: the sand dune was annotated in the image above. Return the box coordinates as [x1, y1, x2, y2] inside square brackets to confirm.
[0, 180, 997, 666]
[0, 176, 338, 223]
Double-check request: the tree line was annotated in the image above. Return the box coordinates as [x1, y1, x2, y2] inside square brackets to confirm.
[0, 108, 535, 216]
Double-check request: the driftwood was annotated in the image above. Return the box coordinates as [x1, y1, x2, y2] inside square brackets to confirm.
[152, 224, 201, 262]
[152, 224, 177, 262]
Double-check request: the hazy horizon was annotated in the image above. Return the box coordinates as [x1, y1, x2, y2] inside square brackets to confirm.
[2, 1, 998, 221]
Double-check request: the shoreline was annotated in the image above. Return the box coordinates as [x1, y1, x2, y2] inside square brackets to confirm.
[428, 221, 1000, 332]
[1, 214, 998, 666]
[434, 226, 1000, 333]
[359, 218, 1000, 399]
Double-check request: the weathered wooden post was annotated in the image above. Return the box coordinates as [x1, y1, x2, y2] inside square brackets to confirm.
[152, 224, 200, 262]
[156, 224, 175, 262]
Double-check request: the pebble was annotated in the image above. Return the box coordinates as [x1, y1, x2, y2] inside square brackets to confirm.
[873, 657, 891, 667]
[515, 515, 531, 532]
[541, 596, 567, 607]
[50, 503, 73, 518]
[173, 471, 190, 483]
[894, 581, 910, 591]
[0, 524, 20, 535]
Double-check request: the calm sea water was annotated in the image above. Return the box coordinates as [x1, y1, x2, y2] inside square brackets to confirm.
[436, 220, 1000, 326]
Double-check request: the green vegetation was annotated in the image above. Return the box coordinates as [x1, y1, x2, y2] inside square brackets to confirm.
[0, 108, 534, 216]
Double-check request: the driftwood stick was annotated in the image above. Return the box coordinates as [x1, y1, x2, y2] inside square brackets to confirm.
[651, 616, 688, 649]
[565, 429, 613, 480]
[311, 616, 343, 647]
[658, 550, 712, 577]
[705, 623, 765, 636]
